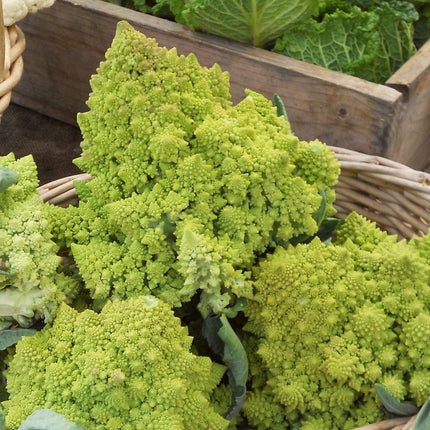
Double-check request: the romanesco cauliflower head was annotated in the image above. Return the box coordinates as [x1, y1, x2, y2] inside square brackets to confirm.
[2, 296, 229, 430]
[241, 212, 430, 429]
[333, 211, 396, 250]
[53, 21, 340, 316]
[0, 154, 80, 328]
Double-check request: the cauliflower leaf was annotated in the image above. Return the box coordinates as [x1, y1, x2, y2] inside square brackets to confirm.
[0, 167, 18, 193]
[17, 410, 87, 430]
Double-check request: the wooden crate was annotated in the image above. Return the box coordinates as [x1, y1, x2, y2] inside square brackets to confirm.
[11, 0, 430, 170]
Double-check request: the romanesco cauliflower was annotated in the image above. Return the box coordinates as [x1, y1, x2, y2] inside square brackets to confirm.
[0, 154, 80, 328]
[2, 296, 229, 430]
[49, 21, 340, 317]
[241, 212, 430, 429]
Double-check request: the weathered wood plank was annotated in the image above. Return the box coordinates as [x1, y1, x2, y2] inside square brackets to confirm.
[11, 0, 428, 168]
[386, 39, 430, 168]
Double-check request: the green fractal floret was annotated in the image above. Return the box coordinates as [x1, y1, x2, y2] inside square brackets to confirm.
[242, 212, 430, 429]
[3, 296, 229, 430]
[0, 154, 80, 327]
[51, 21, 340, 316]
[0, 153, 39, 204]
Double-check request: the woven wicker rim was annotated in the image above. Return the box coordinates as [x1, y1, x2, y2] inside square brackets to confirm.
[0, 24, 25, 118]
[331, 146, 430, 239]
[37, 147, 430, 241]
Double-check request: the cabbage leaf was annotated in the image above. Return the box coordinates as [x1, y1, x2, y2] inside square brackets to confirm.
[178, 0, 318, 48]
[273, 1, 418, 83]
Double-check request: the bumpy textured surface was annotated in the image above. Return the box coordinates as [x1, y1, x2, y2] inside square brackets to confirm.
[242, 212, 430, 429]
[50, 21, 340, 315]
[3, 296, 229, 430]
[0, 154, 80, 327]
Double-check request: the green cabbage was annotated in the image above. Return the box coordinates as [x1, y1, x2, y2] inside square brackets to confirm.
[273, 1, 418, 83]
[175, 0, 319, 48]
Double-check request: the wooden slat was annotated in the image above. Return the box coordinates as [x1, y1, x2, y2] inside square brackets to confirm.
[11, 0, 428, 169]
[385, 38, 430, 169]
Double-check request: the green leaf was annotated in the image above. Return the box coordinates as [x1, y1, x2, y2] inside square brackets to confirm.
[203, 314, 248, 420]
[273, 94, 289, 122]
[368, 1, 418, 81]
[375, 384, 419, 417]
[316, 217, 340, 243]
[413, 395, 430, 430]
[181, 0, 318, 48]
[273, 2, 418, 83]
[0, 167, 18, 193]
[17, 410, 88, 430]
[273, 6, 382, 80]
[0, 328, 37, 351]
[313, 189, 327, 227]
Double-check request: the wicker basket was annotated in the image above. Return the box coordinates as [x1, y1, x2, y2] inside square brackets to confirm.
[331, 146, 430, 240]
[36, 147, 430, 429]
[0, 0, 25, 121]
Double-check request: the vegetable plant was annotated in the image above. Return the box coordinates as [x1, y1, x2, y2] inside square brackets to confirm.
[273, 0, 419, 83]
[0, 154, 80, 328]
[242, 212, 430, 429]
[47, 20, 340, 318]
[1, 20, 430, 430]
[102, 0, 430, 83]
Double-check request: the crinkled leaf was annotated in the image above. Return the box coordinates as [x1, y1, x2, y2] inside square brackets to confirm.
[413, 395, 430, 430]
[17, 410, 88, 430]
[375, 384, 419, 417]
[180, 0, 318, 48]
[273, 2, 418, 83]
[367, 1, 418, 80]
[203, 313, 248, 420]
[0, 328, 37, 350]
[273, 6, 382, 79]
[0, 167, 18, 193]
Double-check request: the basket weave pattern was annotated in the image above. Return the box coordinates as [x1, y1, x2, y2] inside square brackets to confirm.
[0, 25, 25, 118]
[0, 0, 25, 121]
[332, 146, 430, 239]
